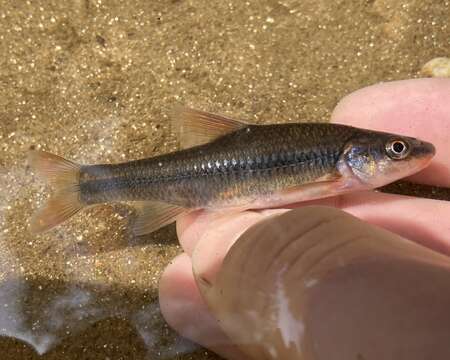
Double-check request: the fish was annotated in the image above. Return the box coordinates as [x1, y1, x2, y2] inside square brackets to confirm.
[28, 107, 435, 236]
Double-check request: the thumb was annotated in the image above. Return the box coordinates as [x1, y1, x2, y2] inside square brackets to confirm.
[194, 206, 450, 360]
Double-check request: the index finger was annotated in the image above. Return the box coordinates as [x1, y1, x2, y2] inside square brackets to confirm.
[331, 78, 450, 187]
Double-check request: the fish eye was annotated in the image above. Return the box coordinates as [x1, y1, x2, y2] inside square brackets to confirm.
[386, 139, 410, 159]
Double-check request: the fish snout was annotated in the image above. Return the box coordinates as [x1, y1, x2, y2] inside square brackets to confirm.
[410, 138, 436, 159]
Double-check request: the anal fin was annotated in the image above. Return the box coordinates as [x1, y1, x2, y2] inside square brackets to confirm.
[132, 201, 187, 236]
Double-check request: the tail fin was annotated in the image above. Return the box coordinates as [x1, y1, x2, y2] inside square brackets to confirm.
[28, 150, 83, 233]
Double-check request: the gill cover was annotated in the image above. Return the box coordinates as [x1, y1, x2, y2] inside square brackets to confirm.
[342, 140, 377, 183]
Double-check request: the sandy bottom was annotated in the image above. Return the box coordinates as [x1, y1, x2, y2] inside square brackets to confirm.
[0, 0, 449, 358]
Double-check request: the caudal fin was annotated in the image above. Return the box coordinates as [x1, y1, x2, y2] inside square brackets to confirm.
[28, 150, 83, 233]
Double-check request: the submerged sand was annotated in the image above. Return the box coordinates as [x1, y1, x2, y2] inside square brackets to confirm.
[0, 0, 449, 358]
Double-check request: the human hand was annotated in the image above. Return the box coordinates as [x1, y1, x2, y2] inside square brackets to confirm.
[159, 78, 450, 359]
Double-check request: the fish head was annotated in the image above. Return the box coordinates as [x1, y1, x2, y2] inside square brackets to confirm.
[339, 131, 435, 188]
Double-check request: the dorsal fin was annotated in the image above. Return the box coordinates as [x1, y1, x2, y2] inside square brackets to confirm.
[171, 107, 247, 149]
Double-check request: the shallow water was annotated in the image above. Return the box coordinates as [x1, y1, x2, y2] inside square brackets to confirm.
[0, 0, 449, 358]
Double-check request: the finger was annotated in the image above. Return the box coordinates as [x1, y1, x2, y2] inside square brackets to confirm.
[190, 210, 286, 286]
[179, 190, 450, 265]
[331, 78, 450, 187]
[177, 208, 288, 257]
[159, 253, 249, 360]
[291, 191, 450, 254]
[199, 207, 450, 360]
[176, 210, 207, 256]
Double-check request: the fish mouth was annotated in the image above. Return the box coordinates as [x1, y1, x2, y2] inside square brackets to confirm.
[404, 139, 436, 176]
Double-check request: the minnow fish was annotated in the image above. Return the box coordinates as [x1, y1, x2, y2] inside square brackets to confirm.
[28, 108, 435, 235]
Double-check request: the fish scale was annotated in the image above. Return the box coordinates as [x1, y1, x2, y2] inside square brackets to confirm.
[78, 123, 355, 207]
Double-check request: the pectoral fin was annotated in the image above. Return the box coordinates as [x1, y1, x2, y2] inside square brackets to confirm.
[281, 173, 342, 194]
[132, 201, 187, 236]
[274, 173, 347, 206]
